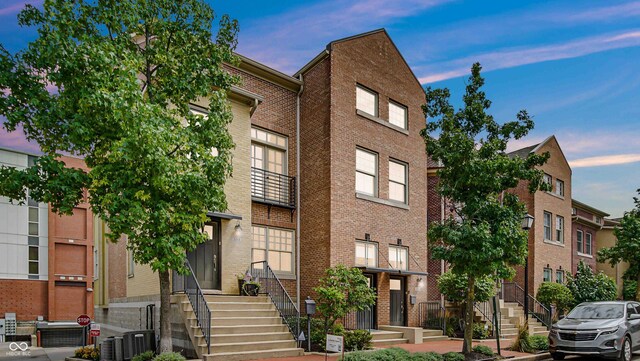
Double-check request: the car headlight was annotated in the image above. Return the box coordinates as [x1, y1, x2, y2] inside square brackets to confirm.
[599, 327, 619, 335]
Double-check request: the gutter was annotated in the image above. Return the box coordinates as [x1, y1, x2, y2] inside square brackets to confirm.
[296, 74, 303, 313]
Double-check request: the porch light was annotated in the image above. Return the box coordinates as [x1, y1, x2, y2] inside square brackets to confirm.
[233, 222, 242, 242]
[522, 213, 534, 230]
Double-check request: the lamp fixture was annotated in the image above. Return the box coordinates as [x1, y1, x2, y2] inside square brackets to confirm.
[522, 213, 534, 230]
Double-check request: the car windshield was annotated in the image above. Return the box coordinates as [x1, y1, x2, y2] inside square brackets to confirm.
[567, 304, 624, 319]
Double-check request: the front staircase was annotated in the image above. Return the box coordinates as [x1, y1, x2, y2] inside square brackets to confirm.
[176, 294, 304, 361]
[496, 300, 549, 338]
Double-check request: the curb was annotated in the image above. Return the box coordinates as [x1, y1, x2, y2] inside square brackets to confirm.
[507, 352, 550, 361]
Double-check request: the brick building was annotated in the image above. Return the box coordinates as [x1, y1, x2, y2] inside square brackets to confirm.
[571, 199, 609, 274]
[0, 148, 94, 322]
[296, 29, 429, 328]
[596, 218, 626, 297]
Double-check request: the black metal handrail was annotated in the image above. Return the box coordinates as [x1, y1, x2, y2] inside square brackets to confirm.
[342, 308, 375, 330]
[250, 261, 300, 341]
[172, 259, 211, 354]
[418, 301, 446, 334]
[474, 301, 495, 336]
[251, 167, 296, 208]
[500, 282, 551, 329]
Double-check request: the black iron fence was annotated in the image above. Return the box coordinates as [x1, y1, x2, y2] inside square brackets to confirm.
[251, 167, 296, 208]
[250, 261, 300, 341]
[418, 301, 446, 333]
[342, 308, 375, 330]
[500, 282, 551, 329]
[172, 260, 211, 354]
[474, 301, 495, 337]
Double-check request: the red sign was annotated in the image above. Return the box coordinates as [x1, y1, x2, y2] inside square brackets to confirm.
[90, 323, 100, 337]
[77, 314, 91, 326]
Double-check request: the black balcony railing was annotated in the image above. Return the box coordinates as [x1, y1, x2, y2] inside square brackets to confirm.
[418, 301, 446, 334]
[172, 259, 211, 354]
[342, 308, 375, 330]
[251, 167, 296, 209]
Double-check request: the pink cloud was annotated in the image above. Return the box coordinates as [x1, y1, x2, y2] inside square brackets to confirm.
[0, 1, 42, 16]
[0, 121, 41, 154]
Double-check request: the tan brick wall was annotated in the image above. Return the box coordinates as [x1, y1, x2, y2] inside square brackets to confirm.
[596, 226, 627, 297]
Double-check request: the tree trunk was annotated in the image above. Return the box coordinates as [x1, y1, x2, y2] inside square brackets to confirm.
[636, 273, 640, 301]
[159, 270, 172, 353]
[463, 275, 475, 354]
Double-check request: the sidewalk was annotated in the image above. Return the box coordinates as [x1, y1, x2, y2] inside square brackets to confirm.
[0, 342, 76, 361]
[259, 338, 542, 361]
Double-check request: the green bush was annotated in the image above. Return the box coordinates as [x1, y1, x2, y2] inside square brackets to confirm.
[132, 351, 155, 361]
[528, 335, 549, 351]
[437, 271, 495, 303]
[567, 261, 617, 305]
[536, 282, 574, 314]
[442, 352, 465, 361]
[623, 279, 637, 301]
[472, 322, 489, 339]
[445, 317, 458, 337]
[410, 352, 443, 361]
[74, 346, 100, 361]
[342, 347, 410, 361]
[344, 329, 372, 351]
[153, 352, 186, 361]
[472, 345, 493, 356]
[509, 323, 533, 353]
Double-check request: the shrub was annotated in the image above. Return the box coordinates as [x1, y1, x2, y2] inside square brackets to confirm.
[153, 352, 186, 361]
[509, 323, 533, 353]
[472, 322, 489, 339]
[567, 261, 617, 305]
[536, 282, 574, 315]
[132, 351, 155, 361]
[445, 317, 459, 337]
[623, 279, 637, 301]
[342, 347, 410, 361]
[472, 345, 494, 356]
[344, 329, 373, 351]
[442, 352, 465, 361]
[528, 335, 549, 351]
[410, 352, 443, 361]
[437, 271, 495, 303]
[74, 346, 100, 361]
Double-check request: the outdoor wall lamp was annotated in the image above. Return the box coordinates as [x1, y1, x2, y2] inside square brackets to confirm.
[522, 213, 534, 230]
[233, 222, 242, 242]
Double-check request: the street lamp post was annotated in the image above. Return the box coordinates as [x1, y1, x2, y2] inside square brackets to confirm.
[522, 214, 534, 324]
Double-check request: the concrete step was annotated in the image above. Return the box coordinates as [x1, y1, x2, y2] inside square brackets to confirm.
[423, 336, 449, 342]
[209, 324, 289, 335]
[205, 332, 293, 344]
[212, 309, 279, 318]
[500, 329, 519, 336]
[202, 339, 298, 353]
[209, 317, 283, 326]
[208, 302, 274, 310]
[422, 329, 444, 337]
[371, 338, 409, 346]
[203, 348, 304, 361]
[371, 330, 404, 341]
[204, 295, 270, 303]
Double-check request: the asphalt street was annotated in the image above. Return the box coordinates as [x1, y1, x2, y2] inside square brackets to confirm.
[0, 343, 77, 361]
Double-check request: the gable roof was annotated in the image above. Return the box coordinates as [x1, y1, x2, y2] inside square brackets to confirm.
[294, 28, 426, 94]
[508, 135, 571, 170]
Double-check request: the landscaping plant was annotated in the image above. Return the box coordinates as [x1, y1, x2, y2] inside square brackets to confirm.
[528, 334, 549, 351]
[536, 282, 574, 317]
[74, 346, 100, 361]
[442, 352, 465, 361]
[472, 322, 490, 340]
[472, 344, 494, 356]
[153, 352, 186, 361]
[509, 323, 533, 353]
[567, 261, 617, 306]
[131, 351, 155, 361]
[623, 279, 637, 301]
[437, 271, 495, 303]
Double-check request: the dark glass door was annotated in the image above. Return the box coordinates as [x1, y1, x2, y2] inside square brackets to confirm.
[187, 222, 221, 290]
[390, 276, 405, 326]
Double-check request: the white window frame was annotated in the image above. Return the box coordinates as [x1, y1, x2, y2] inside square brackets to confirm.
[355, 241, 378, 267]
[585, 232, 592, 255]
[355, 148, 378, 197]
[388, 101, 408, 130]
[556, 270, 564, 284]
[251, 225, 295, 276]
[389, 245, 408, 271]
[388, 159, 408, 204]
[556, 215, 564, 244]
[555, 179, 564, 197]
[356, 84, 378, 117]
[543, 173, 552, 188]
[577, 230, 584, 253]
[543, 211, 552, 240]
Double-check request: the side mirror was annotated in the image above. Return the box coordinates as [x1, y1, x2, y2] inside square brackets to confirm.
[629, 314, 640, 320]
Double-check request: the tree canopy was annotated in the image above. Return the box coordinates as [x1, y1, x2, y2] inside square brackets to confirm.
[0, 0, 239, 351]
[421, 63, 549, 352]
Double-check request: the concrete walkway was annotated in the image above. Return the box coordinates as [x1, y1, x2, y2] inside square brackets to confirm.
[0, 342, 77, 361]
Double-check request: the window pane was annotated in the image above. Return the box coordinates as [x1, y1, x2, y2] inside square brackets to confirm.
[356, 173, 375, 195]
[389, 182, 406, 203]
[577, 231, 583, 253]
[29, 246, 39, 261]
[355, 243, 366, 266]
[251, 145, 264, 169]
[29, 262, 38, 275]
[356, 86, 377, 115]
[356, 149, 376, 174]
[389, 102, 407, 129]
[389, 161, 406, 184]
[367, 244, 377, 267]
[252, 249, 266, 263]
[280, 252, 292, 272]
[268, 251, 281, 271]
[267, 148, 285, 174]
[29, 207, 39, 222]
[29, 223, 39, 236]
[390, 279, 401, 290]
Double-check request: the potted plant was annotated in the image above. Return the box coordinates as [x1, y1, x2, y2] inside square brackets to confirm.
[236, 272, 246, 296]
[238, 271, 261, 296]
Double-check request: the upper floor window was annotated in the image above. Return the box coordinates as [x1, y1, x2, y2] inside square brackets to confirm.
[252, 226, 294, 275]
[543, 268, 552, 282]
[356, 148, 377, 196]
[389, 246, 408, 271]
[251, 127, 287, 175]
[577, 229, 584, 253]
[585, 232, 593, 255]
[389, 160, 407, 204]
[543, 173, 552, 188]
[556, 270, 564, 284]
[388, 101, 407, 129]
[556, 215, 564, 243]
[543, 211, 552, 240]
[355, 241, 378, 267]
[356, 85, 378, 117]
[555, 179, 564, 197]
[595, 216, 602, 224]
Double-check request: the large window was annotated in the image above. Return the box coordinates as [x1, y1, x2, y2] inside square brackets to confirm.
[543, 173, 552, 188]
[556, 270, 564, 284]
[251, 127, 289, 204]
[556, 215, 564, 243]
[543, 211, 552, 240]
[555, 179, 565, 197]
[27, 191, 39, 279]
[356, 85, 378, 116]
[389, 246, 408, 271]
[252, 226, 294, 274]
[543, 268, 552, 282]
[356, 148, 378, 196]
[389, 160, 407, 204]
[577, 230, 584, 253]
[585, 233, 593, 255]
[388, 101, 407, 129]
[355, 241, 378, 267]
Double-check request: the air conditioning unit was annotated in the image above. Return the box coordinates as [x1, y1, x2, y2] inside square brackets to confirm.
[113, 336, 124, 361]
[133, 334, 145, 356]
[101, 338, 114, 361]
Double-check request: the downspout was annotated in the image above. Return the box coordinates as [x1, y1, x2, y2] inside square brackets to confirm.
[296, 75, 303, 313]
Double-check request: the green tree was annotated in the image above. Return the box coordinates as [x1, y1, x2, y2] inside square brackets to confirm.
[313, 265, 377, 335]
[598, 190, 640, 300]
[0, 0, 238, 351]
[567, 261, 617, 305]
[437, 270, 495, 303]
[536, 282, 574, 317]
[421, 63, 549, 353]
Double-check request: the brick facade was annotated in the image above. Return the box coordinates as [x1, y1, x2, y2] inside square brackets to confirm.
[0, 279, 48, 320]
[571, 199, 608, 274]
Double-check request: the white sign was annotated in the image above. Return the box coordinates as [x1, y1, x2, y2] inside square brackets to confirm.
[326, 334, 343, 353]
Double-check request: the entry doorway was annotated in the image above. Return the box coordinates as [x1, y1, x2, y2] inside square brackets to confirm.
[187, 221, 221, 290]
[355, 273, 376, 330]
[389, 276, 406, 326]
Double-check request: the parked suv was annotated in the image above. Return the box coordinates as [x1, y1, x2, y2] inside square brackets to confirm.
[549, 301, 640, 361]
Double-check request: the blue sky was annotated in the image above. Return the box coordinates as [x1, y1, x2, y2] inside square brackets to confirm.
[1, 0, 639, 217]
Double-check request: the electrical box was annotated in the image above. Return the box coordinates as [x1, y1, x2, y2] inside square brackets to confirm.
[4, 313, 16, 336]
[410, 295, 417, 305]
[0, 319, 5, 336]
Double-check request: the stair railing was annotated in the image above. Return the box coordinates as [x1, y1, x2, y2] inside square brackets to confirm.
[172, 259, 211, 354]
[473, 301, 495, 336]
[418, 301, 447, 334]
[250, 261, 300, 341]
[500, 282, 551, 329]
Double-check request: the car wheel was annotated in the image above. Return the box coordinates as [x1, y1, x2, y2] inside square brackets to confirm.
[618, 336, 632, 361]
[551, 352, 565, 360]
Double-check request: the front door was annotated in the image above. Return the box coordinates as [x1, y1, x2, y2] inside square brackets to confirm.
[187, 222, 221, 290]
[390, 276, 405, 326]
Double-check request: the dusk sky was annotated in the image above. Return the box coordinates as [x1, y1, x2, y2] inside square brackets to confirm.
[1, 0, 639, 217]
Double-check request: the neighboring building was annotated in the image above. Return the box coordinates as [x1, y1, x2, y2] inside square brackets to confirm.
[0, 148, 94, 322]
[571, 199, 609, 274]
[596, 218, 626, 298]
[508, 135, 573, 294]
[296, 29, 429, 328]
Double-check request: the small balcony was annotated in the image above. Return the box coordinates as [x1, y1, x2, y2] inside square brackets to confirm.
[251, 167, 296, 209]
